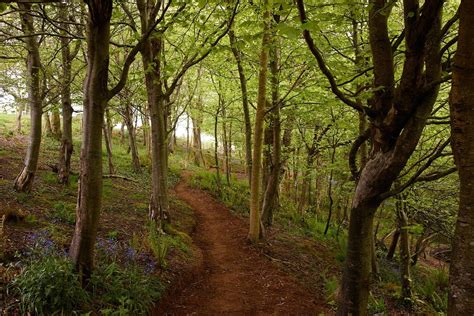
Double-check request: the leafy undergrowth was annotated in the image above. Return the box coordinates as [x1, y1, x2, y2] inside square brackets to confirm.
[189, 168, 450, 315]
[0, 123, 197, 314]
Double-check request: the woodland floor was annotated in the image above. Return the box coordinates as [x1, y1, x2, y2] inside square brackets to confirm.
[156, 174, 328, 315]
[0, 131, 335, 315]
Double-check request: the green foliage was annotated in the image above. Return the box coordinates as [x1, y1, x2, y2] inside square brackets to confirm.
[42, 172, 58, 185]
[191, 170, 250, 215]
[414, 267, 449, 313]
[323, 274, 339, 305]
[13, 256, 89, 315]
[107, 230, 119, 240]
[24, 214, 37, 224]
[50, 201, 75, 225]
[368, 293, 386, 314]
[147, 221, 171, 268]
[90, 262, 164, 315]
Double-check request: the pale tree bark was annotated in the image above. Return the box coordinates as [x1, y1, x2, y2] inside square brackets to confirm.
[248, 0, 271, 242]
[191, 99, 206, 167]
[221, 100, 231, 186]
[16, 102, 24, 134]
[448, 0, 474, 313]
[14, 3, 42, 193]
[214, 107, 222, 196]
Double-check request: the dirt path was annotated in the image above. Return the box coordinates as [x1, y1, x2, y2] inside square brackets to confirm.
[156, 177, 327, 315]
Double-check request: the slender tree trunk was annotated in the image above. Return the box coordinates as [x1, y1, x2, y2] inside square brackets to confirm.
[324, 146, 336, 235]
[191, 113, 205, 167]
[124, 105, 141, 173]
[58, 4, 74, 185]
[120, 122, 125, 144]
[139, 22, 169, 225]
[229, 30, 252, 185]
[16, 102, 24, 134]
[261, 28, 281, 227]
[69, 0, 112, 278]
[14, 4, 42, 193]
[220, 89, 231, 186]
[43, 112, 53, 137]
[103, 119, 115, 174]
[386, 229, 400, 260]
[248, 1, 271, 242]
[397, 196, 412, 303]
[105, 108, 113, 149]
[214, 108, 222, 196]
[448, 1, 474, 313]
[51, 109, 61, 140]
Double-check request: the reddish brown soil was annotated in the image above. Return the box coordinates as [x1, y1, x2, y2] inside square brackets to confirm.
[156, 178, 327, 315]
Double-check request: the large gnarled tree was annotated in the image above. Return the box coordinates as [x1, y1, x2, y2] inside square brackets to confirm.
[297, 0, 448, 313]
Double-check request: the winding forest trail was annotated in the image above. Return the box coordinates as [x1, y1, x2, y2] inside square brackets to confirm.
[156, 175, 326, 315]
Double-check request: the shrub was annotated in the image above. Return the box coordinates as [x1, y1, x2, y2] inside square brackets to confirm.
[415, 267, 449, 313]
[90, 262, 164, 315]
[147, 221, 170, 268]
[13, 256, 89, 315]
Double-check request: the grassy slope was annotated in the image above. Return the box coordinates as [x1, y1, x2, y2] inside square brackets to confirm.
[0, 114, 197, 313]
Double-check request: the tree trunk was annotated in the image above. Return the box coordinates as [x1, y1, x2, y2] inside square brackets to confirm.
[124, 104, 141, 173]
[220, 91, 230, 186]
[14, 4, 42, 193]
[16, 102, 24, 134]
[248, 1, 271, 242]
[397, 198, 412, 303]
[214, 108, 222, 197]
[448, 1, 474, 313]
[324, 145, 336, 235]
[229, 29, 252, 185]
[138, 15, 169, 226]
[261, 25, 281, 227]
[103, 119, 115, 174]
[43, 112, 53, 137]
[120, 122, 125, 144]
[386, 229, 400, 260]
[58, 3, 74, 185]
[336, 1, 443, 313]
[70, 0, 112, 278]
[191, 102, 206, 167]
[51, 109, 61, 140]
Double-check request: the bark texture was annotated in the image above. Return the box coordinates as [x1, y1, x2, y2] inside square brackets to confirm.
[138, 2, 169, 225]
[58, 5, 74, 185]
[229, 29, 252, 184]
[448, 0, 474, 313]
[14, 4, 42, 193]
[261, 46, 280, 226]
[335, 1, 444, 314]
[248, 1, 271, 242]
[69, 0, 112, 277]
